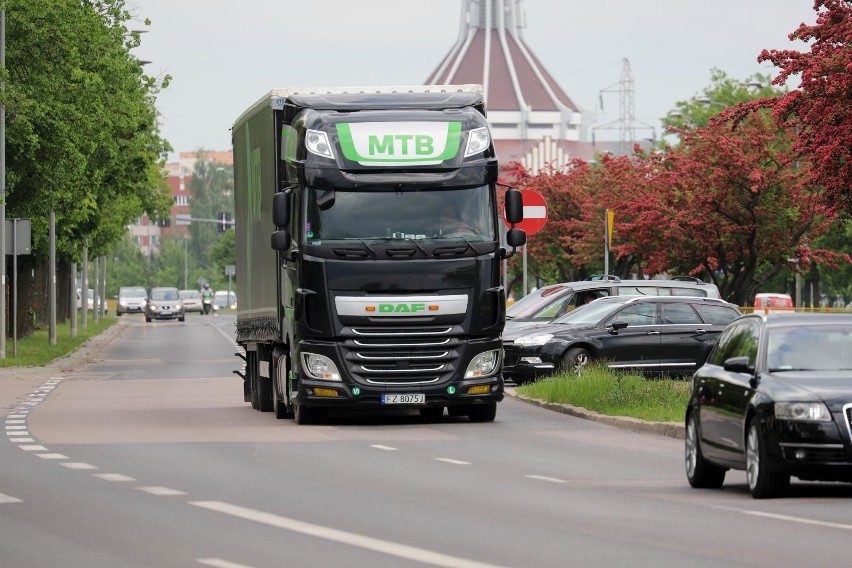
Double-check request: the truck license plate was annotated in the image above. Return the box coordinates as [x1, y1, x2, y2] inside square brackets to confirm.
[381, 393, 425, 405]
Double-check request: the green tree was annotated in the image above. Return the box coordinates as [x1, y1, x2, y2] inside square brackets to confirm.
[4, 0, 172, 334]
[188, 152, 234, 282]
[209, 228, 236, 292]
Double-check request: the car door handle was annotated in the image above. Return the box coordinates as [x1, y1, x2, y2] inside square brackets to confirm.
[694, 328, 707, 334]
[647, 331, 660, 335]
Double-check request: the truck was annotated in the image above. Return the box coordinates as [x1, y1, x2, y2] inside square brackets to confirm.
[231, 84, 526, 425]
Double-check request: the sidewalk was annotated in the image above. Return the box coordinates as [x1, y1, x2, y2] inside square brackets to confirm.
[0, 321, 127, 417]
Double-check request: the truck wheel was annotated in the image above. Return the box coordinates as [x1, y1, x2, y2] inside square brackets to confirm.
[468, 402, 497, 422]
[272, 354, 293, 419]
[294, 404, 323, 425]
[257, 375, 273, 412]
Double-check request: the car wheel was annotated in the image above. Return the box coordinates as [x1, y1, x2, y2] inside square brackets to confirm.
[746, 421, 790, 499]
[685, 412, 726, 488]
[561, 347, 591, 375]
[419, 406, 444, 421]
[178, 316, 185, 322]
[467, 402, 497, 422]
[145, 316, 151, 323]
[294, 403, 323, 425]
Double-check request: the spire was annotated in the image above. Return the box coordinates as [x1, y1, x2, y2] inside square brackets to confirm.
[427, 0, 582, 142]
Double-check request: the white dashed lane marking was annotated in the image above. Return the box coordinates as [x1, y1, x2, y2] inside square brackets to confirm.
[0, 493, 23, 504]
[61, 463, 98, 470]
[526, 475, 569, 483]
[94, 473, 137, 482]
[35, 453, 69, 460]
[19, 445, 48, 452]
[435, 458, 471, 465]
[197, 559, 260, 568]
[136, 486, 188, 496]
[370, 445, 398, 451]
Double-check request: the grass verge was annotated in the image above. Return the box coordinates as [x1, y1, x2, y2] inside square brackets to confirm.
[514, 364, 690, 423]
[0, 315, 117, 368]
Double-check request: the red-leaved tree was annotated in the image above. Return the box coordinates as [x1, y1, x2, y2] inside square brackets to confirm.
[734, 0, 852, 215]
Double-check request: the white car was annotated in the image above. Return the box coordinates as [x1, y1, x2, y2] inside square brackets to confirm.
[213, 290, 237, 310]
[116, 286, 148, 316]
[77, 288, 108, 315]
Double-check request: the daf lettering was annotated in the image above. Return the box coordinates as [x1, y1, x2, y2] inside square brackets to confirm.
[379, 303, 426, 313]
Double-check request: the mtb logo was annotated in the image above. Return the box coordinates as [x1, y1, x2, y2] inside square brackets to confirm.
[337, 121, 461, 166]
[379, 303, 426, 313]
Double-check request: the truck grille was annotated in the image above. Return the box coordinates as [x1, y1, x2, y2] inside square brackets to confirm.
[344, 326, 461, 386]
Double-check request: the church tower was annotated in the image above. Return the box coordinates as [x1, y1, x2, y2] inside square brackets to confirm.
[427, 0, 583, 148]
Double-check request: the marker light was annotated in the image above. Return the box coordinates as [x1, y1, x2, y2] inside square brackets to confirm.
[464, 127, 490, 157]
[467, 385, 491, 395]
[306, 129, 335, 159]
[301, 353, 342, 381]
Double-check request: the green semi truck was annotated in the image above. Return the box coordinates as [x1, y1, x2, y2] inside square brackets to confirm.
[231, 85, 525, 425]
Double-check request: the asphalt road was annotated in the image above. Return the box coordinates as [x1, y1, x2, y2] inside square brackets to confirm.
[3, 315, 852, 567]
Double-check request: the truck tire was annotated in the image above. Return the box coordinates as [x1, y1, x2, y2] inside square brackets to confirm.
[467, 402, 497, 422]
[272, 354, 293, 419]
[294, 404, 323, 425]
[257, 375, 273, 412]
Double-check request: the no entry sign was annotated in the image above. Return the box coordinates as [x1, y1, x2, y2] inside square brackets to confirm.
[504, 190, 547, 235]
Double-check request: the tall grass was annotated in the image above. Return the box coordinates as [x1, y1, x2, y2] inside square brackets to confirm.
[514, 364, 690, 422]
[0, 315, 117, 368]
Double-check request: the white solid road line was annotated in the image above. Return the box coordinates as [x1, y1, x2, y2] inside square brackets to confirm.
[744, 510, 852, 531]
[191, 500, 514, 568]
[197, 559, 259, 568]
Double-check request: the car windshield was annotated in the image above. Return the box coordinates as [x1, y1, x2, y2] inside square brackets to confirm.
[151, 289, 178, 301]
[767, 325, 852, 371]
[304, 186, 494, 244]
[180, 290, 200, 299]
[121, 287, 146, 297]
[551, 300, 623, 326]
[506, 286, 569, 319]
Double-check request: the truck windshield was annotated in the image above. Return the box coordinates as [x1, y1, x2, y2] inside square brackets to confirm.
[304, 185, 495, 244]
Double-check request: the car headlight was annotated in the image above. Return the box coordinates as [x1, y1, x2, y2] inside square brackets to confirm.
[465, 350, 500, 378]
[774, 402, 831, 422]
[175, 303, 182, 310]
[119, 300, 127, 307]
[513, 333, 554, 347]
[301, 353, 342, 381]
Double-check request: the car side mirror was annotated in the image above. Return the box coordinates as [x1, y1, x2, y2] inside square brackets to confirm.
[723, 356, 753, 374]
[608, 320, 628, 334]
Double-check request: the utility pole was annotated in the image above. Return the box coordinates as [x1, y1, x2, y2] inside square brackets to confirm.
[1, 9, 7, 359]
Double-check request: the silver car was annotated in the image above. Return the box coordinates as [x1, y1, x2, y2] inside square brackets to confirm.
[116, 286, 148, 316]
[145, 287, 185, 323]
[179, 289, 204, 314]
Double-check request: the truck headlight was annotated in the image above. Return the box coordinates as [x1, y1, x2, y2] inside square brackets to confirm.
[464, 127, 490, 157]
[302, 353, 342, 381]
[513, 333, 553, 347]
[774, 402, 831, 422]
[306, 129, 335, 159]
[465, 350, 499, 378]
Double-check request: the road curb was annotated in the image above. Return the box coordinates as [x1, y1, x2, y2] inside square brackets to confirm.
[506, 388, 685, 440]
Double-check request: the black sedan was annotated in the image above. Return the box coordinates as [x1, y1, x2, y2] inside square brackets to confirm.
[502, 296, 741, 383]
[685, 313, 852, 498]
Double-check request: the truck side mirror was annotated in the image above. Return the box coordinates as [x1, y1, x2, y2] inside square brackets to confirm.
[504, 189, 523, 224]
[506, 228, 525, 248]
[271, 230, 291, 251]
[272, 192, 290, 227]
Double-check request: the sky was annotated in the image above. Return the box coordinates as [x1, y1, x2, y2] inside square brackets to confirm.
[126, 0, 818, 163]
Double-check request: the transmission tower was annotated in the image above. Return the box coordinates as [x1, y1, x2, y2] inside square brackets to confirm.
[592, 58, 654, 155]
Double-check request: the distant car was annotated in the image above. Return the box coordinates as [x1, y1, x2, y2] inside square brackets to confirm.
[116, 286, 148, 316]
[213, 290, 237, 310]
[502, 295, 741, 383]
[505, 276, 722, 333]
[145, 287, 185, 323]
[178, 289, 203, 313]
[77, 288, 108, 315]
[753, 292, 794, 314]
[685, 313, 852, 498]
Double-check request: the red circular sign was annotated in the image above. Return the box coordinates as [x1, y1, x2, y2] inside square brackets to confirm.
[504, 189, 548, 235]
